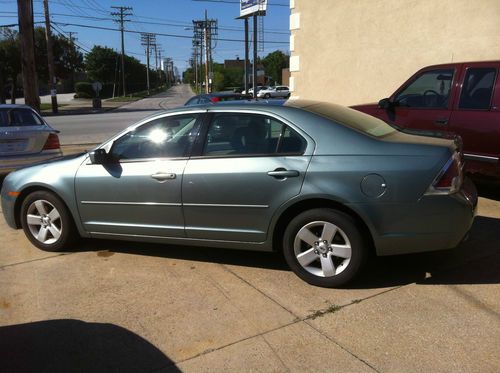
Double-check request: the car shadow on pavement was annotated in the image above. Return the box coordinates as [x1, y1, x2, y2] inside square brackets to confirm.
[75, 215, 500, 289]
[0, 319, 180, 373]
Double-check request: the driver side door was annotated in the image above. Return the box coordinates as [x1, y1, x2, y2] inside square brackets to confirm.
[380, 67, 458, 133]
[75, 112, 203, 239]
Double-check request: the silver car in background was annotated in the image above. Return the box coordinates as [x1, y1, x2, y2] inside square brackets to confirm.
[1, 101, 477, 287]
[0, 104, 62, 174]
[257, 86, 291, 99]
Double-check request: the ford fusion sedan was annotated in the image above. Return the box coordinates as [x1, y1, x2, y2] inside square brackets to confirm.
[0, 104, 62, 174]
[1, 101, 477, 287]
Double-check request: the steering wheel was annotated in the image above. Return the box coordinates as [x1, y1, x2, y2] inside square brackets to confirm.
[423, 89, 440, 107]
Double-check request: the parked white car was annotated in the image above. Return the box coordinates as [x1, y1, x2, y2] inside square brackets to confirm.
[257, 86, 290, 99]
[243, 86, 266, 97]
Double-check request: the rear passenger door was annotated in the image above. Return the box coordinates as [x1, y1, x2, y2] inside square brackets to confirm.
[449, 62, 500, 164]
[182, 111, 313, 242]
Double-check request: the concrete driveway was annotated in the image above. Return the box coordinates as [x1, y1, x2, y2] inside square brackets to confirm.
[0, 175, 499, 372]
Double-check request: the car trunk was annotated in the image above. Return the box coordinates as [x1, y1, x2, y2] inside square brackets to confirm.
[0, 126, 51, 156]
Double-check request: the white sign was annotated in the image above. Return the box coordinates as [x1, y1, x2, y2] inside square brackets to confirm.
[240, 0, 267, 17]
[92, 81, 103, 92]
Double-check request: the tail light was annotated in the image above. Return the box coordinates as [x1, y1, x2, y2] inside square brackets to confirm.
[42, 133, 60, 150]
[425, 152, 463, 195]
[210, 96, 220, 103]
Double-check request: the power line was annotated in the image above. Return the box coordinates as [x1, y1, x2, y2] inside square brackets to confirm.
[50, 21, 289, 44]
[192, 0, 288, 6]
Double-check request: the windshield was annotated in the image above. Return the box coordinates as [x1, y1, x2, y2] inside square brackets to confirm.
[300, 102, 396, 138]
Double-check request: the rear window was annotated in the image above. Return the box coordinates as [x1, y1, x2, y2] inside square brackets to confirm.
[302, 102, 396, 137]
[0, 108, 43, 126]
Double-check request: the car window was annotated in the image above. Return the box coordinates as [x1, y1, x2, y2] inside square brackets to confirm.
[185, 97, 199, 106]
[0, 109, 43, 126]
[459, 67, 497, 110]
[395, 69, 454, 108]
[203, 113, 306, 156]
[110, 114, 200, 160]
[302, 102, 396, 138]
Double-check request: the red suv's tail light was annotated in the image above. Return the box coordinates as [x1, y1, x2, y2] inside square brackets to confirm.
[210, 96, 220, 103]
[42, 133, 61, 150]
[425, 153, 463, 195]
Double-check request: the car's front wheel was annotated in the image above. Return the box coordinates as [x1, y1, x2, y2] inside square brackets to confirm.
[283, 208, 367, 287]
[264, 93, 271, 99]
[20, 191, 76, 252]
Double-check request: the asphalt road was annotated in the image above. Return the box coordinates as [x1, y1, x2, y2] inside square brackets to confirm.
[42, 84, 194, 145]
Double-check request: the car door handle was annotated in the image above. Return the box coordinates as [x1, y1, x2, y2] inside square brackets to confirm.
[267, 168, 300, 179]
[151, 172, 176, 182]
[434, 118, 449, 126]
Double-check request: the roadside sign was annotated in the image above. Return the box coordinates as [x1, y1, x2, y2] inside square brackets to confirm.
[92, 81, 103, 93]
[240, 0, 267, 17]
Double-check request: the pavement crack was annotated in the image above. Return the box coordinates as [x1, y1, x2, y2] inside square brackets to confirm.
[174, 320, 300, 365]
[219, 264, 300, 320]
[260, 334, 291, 373]
[303, 320, 381, 372]
[0, 252, 75, 270]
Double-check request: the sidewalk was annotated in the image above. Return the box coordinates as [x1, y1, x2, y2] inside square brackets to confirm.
[33, 84, 194, 116]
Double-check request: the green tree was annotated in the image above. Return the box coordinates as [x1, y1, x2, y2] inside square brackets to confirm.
[84, 46, 119, 84]
[0, 28, 21, 103]
[261, 50, 289, 85]
[33, 27, 83, 86]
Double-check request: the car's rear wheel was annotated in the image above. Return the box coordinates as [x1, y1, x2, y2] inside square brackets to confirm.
[20, 191, 76, 252]
[283, 208, 367, 287]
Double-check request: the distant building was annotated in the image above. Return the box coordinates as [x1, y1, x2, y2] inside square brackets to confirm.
[289, 0, 500, 105]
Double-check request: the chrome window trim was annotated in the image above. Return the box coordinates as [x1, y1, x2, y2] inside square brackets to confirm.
[463, 153, 499, 163]
[183, 203, 268, 208]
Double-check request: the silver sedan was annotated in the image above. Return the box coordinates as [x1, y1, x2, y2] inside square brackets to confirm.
[0, 104, 62, 174]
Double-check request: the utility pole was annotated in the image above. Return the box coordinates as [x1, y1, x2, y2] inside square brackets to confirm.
[17, 0, 40, 111]
[141, 33, 155, 96]
[67, 31, 77, 90]
[204, 11, 209, 94]
[193, 13, 217, 94]
[244, 17, 249, 94]
[111, 6, 132, 96]
[252, 14, 257, 100]
[43, 0, 58, 113]
[158, 49, 162, 86]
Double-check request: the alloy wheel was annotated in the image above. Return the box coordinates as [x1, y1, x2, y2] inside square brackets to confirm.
[293, 220, 352, 277]
[26, 199, 63, 245]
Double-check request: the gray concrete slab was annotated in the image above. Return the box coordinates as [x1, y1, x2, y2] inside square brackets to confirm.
[177, 321, 374, 372]
[308, 282, 500, 372]
[0, 176, 499, 371]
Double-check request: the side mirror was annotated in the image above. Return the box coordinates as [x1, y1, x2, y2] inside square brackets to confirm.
[378, 98, 393, 110]
[89, 148, 110, 164]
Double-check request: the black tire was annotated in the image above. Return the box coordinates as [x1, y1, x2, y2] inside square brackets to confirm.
[283, 208, 367, 287]
[20, 190, 77, 252]
[286, 93, 291, 99]
[264, 93, 271, 99]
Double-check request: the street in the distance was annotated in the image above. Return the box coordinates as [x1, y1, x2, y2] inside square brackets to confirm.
[44, 84, 194, 145]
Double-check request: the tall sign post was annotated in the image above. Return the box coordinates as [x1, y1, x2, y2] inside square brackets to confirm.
[238, 1, 267, 99]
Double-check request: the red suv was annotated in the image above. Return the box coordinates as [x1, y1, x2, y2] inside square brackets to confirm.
[352, 61, 500, 178]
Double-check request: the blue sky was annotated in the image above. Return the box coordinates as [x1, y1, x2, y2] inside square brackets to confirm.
[0, 0, 290, 72]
